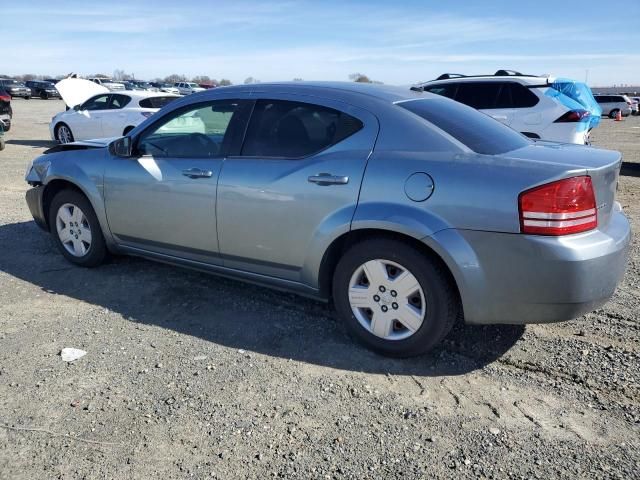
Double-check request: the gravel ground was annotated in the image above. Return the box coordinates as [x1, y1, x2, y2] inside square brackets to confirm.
[0, 100, 638, 479]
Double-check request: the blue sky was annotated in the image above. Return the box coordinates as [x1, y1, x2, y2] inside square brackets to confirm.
[3, 0, 639, 86]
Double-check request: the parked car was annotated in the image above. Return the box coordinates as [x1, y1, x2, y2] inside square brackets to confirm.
[630, 97, 639, 115]
[0, 122, 5, 151]
[87, 77, 125, 91]
[120, 81, 144, 91]
[593, 94, 633, 118]
[129, 80, 157, 91]
[413, 70, 601, 144]
[50, 80, 179, 142]
[0, 89, 12, 131]
[174, 82, 206, 95]
[153, 83, 180, 95]
[24, 82, 630, 357]
[25, 80, 61, 99]
[0, 78, 31, 99]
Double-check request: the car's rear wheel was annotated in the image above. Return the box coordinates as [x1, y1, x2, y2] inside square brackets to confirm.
[55, 123, 74, 143]
[609, 109, 620, 119]
[48, 190, 107, 267]
[332, 238, 458, 357]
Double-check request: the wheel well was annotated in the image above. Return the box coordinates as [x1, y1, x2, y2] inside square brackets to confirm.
[123, 126, 135, 135]
[318, 229, 461, 305]
[41, 180, 85, 229]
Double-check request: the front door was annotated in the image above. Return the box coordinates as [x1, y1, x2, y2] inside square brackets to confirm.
[73, 93, 111, 139]
[217, 96, 378, 282]
[104, 99, 249, 264]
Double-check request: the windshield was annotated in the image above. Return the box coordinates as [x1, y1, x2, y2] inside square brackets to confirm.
[398, 97, 530, 155]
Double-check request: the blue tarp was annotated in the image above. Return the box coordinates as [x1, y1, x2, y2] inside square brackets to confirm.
[545, 79, 602, 132]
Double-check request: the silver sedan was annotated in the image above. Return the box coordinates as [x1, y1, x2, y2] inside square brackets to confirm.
[25, 82, 631, 357]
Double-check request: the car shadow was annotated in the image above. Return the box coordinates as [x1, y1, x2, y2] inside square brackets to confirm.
[0, 221, 525, 376]
[6, 139, 56, 148]
[621, 162, 640, 178]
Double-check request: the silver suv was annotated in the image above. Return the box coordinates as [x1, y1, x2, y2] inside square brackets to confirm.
[24, 83, 631, 357]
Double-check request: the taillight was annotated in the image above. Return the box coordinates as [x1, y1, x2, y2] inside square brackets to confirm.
[0, 94, 10, 102]
[554, 110, 590, 122]
[519, 176, 597, 236]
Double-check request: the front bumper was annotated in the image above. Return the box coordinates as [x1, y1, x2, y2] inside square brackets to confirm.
[25, 186, 48, 231]
[10, 89, 31, 98]
[437, 207, 631, 325]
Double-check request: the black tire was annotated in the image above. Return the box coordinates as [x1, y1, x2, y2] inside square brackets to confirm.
[55, 123, 74, 143]
[40, 92, 48, 100]
[609, 109, 619, 119]
[48, 190, 107, 267]
[24, 96, 30, 100]
[332, 238, 458, 357]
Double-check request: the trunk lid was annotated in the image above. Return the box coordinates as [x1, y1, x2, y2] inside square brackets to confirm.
[505, 142, 621, 228]
[55, 78, 109, 108]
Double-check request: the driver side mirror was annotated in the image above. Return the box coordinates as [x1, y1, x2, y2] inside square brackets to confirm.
[73, 104, 81, 111]
[110, 136, 132, 158]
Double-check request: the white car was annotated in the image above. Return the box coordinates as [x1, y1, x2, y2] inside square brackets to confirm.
[87, 77, 126, 91]
[413, 70, 602, 144]
[174, 82, 206, 95]
[50, 78, 178, 143]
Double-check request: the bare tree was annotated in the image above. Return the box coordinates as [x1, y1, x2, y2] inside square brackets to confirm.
[293, 78, 303, 82]
[218, 79, 232, 86]
[349, 73, 371, 83]
[164, 74, 186, 83]
[244, 77, 260, 84]
[192, 75, 211, 84]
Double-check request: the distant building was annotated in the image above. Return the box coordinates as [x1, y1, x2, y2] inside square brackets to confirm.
[591, 86, 640, 95]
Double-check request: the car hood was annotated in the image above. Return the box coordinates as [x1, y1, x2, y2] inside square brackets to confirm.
[55, 78, 109, 108]
[44, 137, 117, 154]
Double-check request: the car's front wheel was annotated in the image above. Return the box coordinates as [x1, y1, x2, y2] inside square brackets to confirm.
[48, 190, 107, 267]
[332, 238, 458, 357]
[55, 123, 74, 143]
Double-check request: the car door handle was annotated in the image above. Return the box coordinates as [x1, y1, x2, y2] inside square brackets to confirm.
[182, 168, 213, 179]
[308, 173, 349, 185]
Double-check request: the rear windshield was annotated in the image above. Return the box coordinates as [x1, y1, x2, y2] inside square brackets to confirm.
[398, 97, 530, 155]
[139, 96, 177, 109]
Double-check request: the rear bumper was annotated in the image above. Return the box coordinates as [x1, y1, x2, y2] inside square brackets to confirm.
[435, 207, 631, 325]
[25, 186, 48, 231]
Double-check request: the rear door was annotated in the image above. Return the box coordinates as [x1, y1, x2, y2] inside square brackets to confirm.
[102, 94, 132, 137]
[216, 96, 378, 282]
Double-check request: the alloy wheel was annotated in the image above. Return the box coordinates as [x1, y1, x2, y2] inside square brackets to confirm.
[57, 125, 72, 143]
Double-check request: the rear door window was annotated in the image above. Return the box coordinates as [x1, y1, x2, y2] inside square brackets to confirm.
[398, 97, 530, 155]
[139, 96, 178, 109]
[241, 100, 364, 158]
[455, 82, 502, 109]
[109, 94, 131, 109]
[423, 84, 457, 99]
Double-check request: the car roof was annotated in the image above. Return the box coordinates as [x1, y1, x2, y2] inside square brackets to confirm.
[415, 75, 553, 87]
[196, 81, 427, 105]
[118, 90, 179, 99]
